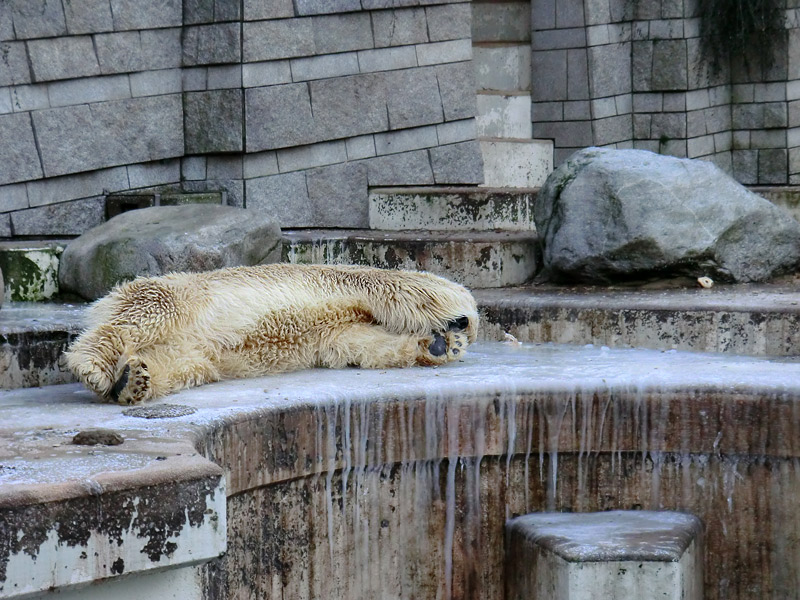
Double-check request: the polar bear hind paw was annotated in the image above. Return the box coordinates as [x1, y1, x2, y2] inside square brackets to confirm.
[423, 330, 469, 364]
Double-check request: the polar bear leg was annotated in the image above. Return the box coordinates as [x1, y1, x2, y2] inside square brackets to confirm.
[65, 324, 131, 399]
[111, 344, 221, 405]
[320, 323, 469, 369]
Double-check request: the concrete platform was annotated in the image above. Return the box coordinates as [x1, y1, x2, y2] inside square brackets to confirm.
[3, 343, 800, 598]
[506, 511, 703, 600]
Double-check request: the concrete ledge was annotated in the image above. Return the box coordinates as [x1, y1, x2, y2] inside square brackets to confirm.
[282, 228, 540, 288]
[3, 343, 800, 597]
[506, 511, 703, 600]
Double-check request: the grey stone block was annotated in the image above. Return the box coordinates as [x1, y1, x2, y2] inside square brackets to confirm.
[417, 39, 472, 66]
[0, 113, 42, 185]
[564, 100, 590, 119]
[296, 0, 360, 15]
[687, 134, 714, 158]
[182, 156, 207, 180]
[754, 82, 787, 103]
[182, 66, 208, 91]
[365, 149, 434, 185]
[358, 46, 417, 73]
[11, 197, 105, 236]
[372, 8, 428, 47]
[207, 64, 242, 89]
[533, 120, 593, 146]
[732, 149, 758, 184]
[732, 104, 764, 129]
[183, 23, 242, 66]
[9, 0, 66, 39]
[277, 140, 347, 172]
[714, 131, 733, 152]
[663, 92, 686, 112]
[686, 109, 706, 137]
[685, 88, 710, 110]
[141, 28, 183, 70]
[306, 162, 368, 227]
[313, 13, 374, 54]
[436, 61, 477, 121]
[556, 0, 584, 28]
[246, 83, 316, 151]
[632, 40, 653, 92]
[386, 67, 443, 129]
[584, 0, 611, 26]
[345, 135, 376, 159]
[436, 118, 476, 145]
[649, 18, 683, 39]
[427, 4, 470, 42]
[532, 0, 556, 30]
[206, 155, 243, 179]
[532, 50, 567, 101]
[651, 112, 686, 139]
[593, 114, 632, 145]
[0, 42, 31, 86]
[705, 105, 731, 133]
[48, 74, 131, 108]
[309, 73, 388, 139]
[633, 113, 651, 138]
[429, 140, 483, 184]
[751, 130, 786, 149]
[291, 53, 359, 81]
[130, 68, 183, 97]
[246, 172, 312, 226]
[608, 0, 631, 21]
[9, 84, 49, 111]
[243, 152, 278, 179]
[0, 88, 10, 114]
[183, 0, 215, 24]
[243, 0, 293, 21]
[184, 89, 244, 153]
[633, 92, 662, 112]
[633, 0, 659, 19]
[128, 160, 180, 188]
[589, 43, 631, 97]
[242, 60, 291, 87]
[243, 19, 314, 62]
[0, 213, 10, 237]
[28, 36, 100, 82]
[532, 27, 587, 51]
[532, 101, 564, 121]
[651, 40, 687, 91]
[33, 95, 183, 177]
[63, 0, 113, 34]
[567, 48, 589, 100]
[26, 166, 127, 209]
[0, 2, 13, 41]
[472, 1, 530, 42]
[374, 125, 438, 155]
[0, 183, 27, 212]
[110, 0, 181, 30]
[95, 31, 143, 73]
[759, 149, 788, 184]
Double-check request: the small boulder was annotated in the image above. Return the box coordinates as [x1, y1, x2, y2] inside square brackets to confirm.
[59, 205, 282, 300]
[534, 147, 800, 283]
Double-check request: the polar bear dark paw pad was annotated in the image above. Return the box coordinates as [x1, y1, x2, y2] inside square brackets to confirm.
[429, 333, 447, 356]
[112, 358, 152, 405]
[110, 365, 130, 403]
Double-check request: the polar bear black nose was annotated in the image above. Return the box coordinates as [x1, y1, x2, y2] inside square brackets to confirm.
[447, 316, 470, 331]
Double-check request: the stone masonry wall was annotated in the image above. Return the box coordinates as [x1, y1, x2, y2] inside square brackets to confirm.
[531, 0, 800, 184]
[0, 0, 482, 238]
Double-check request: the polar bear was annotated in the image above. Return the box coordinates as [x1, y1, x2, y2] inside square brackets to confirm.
[65, 264, 479, 404]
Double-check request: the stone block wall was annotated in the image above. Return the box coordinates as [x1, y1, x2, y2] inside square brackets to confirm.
[0, 0, 481, 238]
[531, 0, 800, 184]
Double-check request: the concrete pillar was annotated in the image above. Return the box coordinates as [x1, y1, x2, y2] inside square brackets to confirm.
[505, 511, 703, 600]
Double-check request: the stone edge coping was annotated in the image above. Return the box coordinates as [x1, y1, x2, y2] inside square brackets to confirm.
[282, 228, 539, 242]
[507, 510, 703, 563]
[369, 186, 541, 195]
[3, 342, 800, 594]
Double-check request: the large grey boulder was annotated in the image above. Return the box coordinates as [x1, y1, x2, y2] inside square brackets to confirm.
[534, 147, 800, 283]
[59, 205, 282, 300]
[0, 267, 4, 308]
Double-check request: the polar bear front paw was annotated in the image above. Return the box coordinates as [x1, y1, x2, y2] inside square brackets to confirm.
[111, 357, 152, 405]
[420, 330, 468, 365]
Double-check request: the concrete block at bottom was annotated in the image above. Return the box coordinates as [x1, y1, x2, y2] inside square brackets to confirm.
[506, 511, 703, 600]
[480, 139, 553, 188]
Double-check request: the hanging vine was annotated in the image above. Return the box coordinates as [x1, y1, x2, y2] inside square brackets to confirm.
[697, 0, 786, 75]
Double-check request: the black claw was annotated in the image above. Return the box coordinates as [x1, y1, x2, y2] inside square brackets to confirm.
[447, 316, 470, 332]
[429, 333, 447, 357]
[110, 365, 130, 402]
[452, 348, 460, 355]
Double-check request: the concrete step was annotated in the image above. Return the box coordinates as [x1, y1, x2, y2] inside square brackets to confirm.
[369, 186, 537, 231]
[476, 91, 532, 139]
[281, 229, 540, 289]
[480, 138, 553, 188]
[476, 282, 800, 356]
[0, 240, 68, 302]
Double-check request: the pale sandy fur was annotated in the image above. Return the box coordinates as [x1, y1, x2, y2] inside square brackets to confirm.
[65, 264, 479, 404]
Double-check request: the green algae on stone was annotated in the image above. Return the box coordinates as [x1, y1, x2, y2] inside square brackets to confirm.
[0, 244, 64, 301]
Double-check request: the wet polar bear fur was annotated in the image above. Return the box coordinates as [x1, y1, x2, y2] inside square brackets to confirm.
[66, 263, 479, 404]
